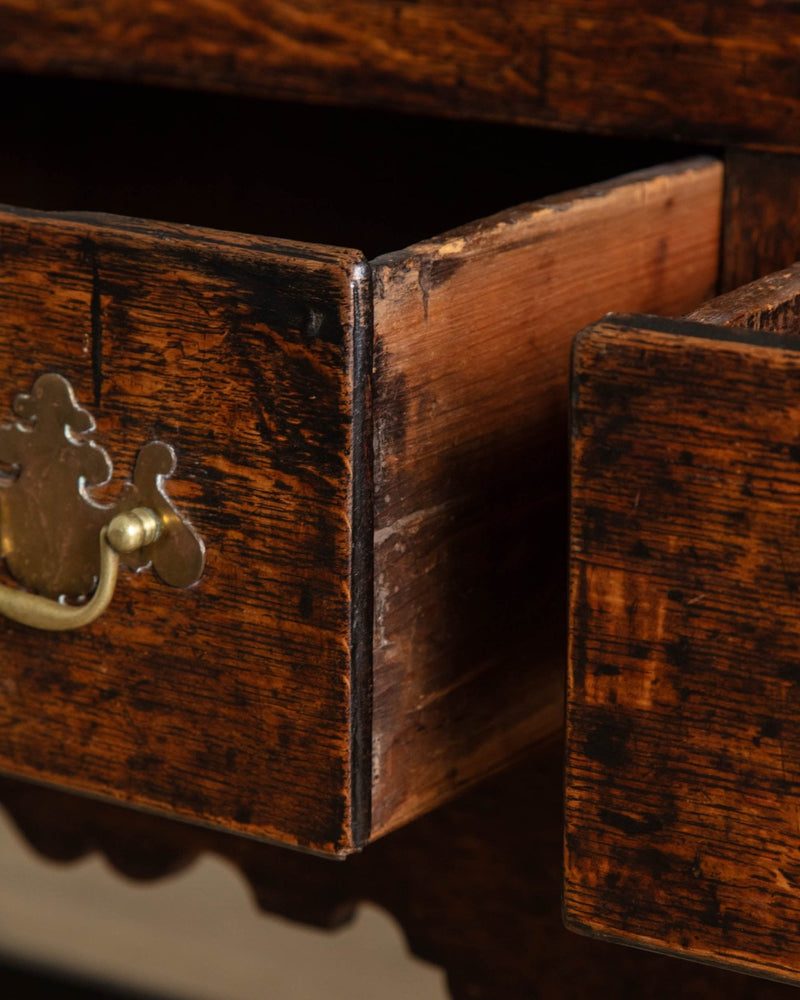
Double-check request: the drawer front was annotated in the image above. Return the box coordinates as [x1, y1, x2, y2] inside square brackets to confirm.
[0, 205, 371, 854]
[566, 268, 800, 982]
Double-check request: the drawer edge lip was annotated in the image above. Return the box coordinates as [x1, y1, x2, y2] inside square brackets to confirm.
[0, 201, 366, 271]
[370, 156, 722, 271]
[575, 310, 800, 357]
[348, 259, 374, 851]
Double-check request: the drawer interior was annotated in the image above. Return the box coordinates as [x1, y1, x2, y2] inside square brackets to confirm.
[0, 72, 705, 257]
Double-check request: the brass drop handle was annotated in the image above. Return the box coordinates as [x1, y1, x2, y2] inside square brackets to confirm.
[0, 507, 161, 632]
[0, 373, 205, 632]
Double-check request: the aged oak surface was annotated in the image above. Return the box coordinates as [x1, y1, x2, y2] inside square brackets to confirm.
[370, 157, 722, 836]
[567, 299, 800, 982]
[3, 741, 800, 1000]
[2, 2, 800, 150]
[0, 205, 371, 854]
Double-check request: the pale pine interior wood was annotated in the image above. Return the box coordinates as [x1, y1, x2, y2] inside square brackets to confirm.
[369, 157, 724, 837]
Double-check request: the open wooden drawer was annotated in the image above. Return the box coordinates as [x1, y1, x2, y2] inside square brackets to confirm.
[0, 76, 723, 856]
[566, 266, 800, 981]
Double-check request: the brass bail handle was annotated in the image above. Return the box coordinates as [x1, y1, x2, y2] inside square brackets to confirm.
[0, 507, 161, 632]
[0, 373, 205, 632]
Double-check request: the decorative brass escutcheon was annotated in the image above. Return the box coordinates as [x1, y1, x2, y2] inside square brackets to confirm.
[0, 373, 205, 630]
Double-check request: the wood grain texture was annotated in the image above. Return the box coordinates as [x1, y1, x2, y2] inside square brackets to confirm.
[4, 741, 800, 1000]
[567, 312, 800, 983]
[690, 262, 800, 332]
[2, 2, 800, 149]
[0, 205, 370, 855]
[370, 157, 723, 837]
[722, 151, 800, 291]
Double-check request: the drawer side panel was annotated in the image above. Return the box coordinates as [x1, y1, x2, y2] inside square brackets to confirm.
[371, 157, 723, 838]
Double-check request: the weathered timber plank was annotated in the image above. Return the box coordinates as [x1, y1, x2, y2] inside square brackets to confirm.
[370, 157, 723, 837]
[567, 310, 800, 983]
[1, 2, 800, 149]
[0, 205, 371, 854]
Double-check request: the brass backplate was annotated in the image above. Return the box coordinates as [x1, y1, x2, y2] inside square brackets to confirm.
[0, 373, 204, 600]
